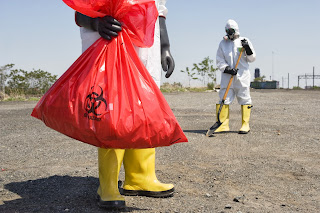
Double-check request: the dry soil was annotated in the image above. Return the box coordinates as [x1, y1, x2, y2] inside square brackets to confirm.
[0, 89, 319, 212]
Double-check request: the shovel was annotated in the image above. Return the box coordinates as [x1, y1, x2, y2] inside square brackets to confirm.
[206, 48, 244, 137]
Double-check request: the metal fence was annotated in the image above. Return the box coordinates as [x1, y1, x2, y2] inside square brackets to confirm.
[298, 67, 319, 89]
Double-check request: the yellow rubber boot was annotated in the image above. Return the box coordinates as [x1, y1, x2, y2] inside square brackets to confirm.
[97, 148, 126, 209]
[239, 105, 252, 134]
[214, 104, 230, 133]
[122, 148, 174, 198]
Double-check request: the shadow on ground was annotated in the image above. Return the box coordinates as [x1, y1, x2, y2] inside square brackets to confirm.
[1, 175, 147, 213]
[183, 129, 207, 135]
[184, 129, 240, 135]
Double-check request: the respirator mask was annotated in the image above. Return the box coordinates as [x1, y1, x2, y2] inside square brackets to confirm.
[226, 28, 236, 40]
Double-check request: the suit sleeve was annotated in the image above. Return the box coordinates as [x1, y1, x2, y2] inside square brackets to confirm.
[216, 41, 228, 72]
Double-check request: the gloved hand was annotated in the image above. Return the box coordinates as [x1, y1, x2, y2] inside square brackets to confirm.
[159, 17, 175, 78]
[224, 66, 238, 76]
[75, 12, 122, 40]
[241, 39, 253, 55]
[96, 16, 122, 40]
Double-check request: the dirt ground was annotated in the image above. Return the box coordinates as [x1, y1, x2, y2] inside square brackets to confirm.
[0, 89, 319, 213]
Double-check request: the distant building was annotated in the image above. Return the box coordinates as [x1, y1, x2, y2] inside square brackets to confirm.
[250, 81, 279, 89]
[251, 68, 279, 89]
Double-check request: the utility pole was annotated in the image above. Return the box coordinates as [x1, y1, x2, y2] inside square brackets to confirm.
[298, 69, 319, 90]
[288, 73, 289, 89]
[305, 73, 307, 88]
[313, 66, 315, 88]
[272, 51, 274, 81]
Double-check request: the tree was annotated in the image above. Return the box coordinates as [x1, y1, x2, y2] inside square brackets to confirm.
[0, 64, 14, 96]
[2, 64, 58, 95]
[26, 69, 57, 94]
[192, 56, 217, 87]
[6, 69, 29, 92]
[207, 64, 218, 88]
[254, 75, 266, 82]
[180, 67, 198, 87]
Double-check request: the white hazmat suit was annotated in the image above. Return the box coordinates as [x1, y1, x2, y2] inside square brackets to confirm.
[80, 0, 168, 87]
[208, 19, 256, 135]
[216, 19, 256, 105]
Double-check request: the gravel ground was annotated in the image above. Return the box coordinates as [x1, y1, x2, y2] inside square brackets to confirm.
[0, 89, 320, 213]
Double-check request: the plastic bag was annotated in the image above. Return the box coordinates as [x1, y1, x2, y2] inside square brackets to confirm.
[31, 0, 188, 149]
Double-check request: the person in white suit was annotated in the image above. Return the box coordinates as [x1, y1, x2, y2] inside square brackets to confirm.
[215, 19, 256, 134]
[75, 0, 175, 209]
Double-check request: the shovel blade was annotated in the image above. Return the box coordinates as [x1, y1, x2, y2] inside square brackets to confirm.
[206, 122, 222, 137]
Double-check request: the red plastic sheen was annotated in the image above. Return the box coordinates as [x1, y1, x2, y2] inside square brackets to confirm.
[31, 0, 188, 149]
[63, 0, 158, 47]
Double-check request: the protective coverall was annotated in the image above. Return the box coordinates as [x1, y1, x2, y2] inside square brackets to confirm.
[80, 0, 167, 87]
[215, 19, 256, 134]
[77, 0, 174, 209]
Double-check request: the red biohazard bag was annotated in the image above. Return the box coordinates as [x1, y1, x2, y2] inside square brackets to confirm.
[31, 0, 188, 149]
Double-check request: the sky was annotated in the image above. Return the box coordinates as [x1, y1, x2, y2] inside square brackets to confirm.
[1, 0, 320, 89]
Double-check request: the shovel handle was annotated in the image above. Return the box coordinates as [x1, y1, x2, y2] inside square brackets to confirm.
[222, 48, 244, 101]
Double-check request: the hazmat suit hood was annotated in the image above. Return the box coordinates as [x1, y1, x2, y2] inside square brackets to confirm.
[225, 19, 240, 40]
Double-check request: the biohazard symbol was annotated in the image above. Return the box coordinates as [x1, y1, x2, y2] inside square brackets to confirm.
[84, 86, 107, 120]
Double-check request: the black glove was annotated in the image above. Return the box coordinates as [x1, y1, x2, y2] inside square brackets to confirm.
[241, 39, 253, 56]
[75, 12, 122, 40]
[224, 66, 238, 76]
[159, 16, 175, 78]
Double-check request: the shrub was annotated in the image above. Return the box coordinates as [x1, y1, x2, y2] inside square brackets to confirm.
[207, 82, 214, 90]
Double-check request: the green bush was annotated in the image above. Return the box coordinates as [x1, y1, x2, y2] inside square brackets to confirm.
[207, 82, 214, 90]
[254, 75, 266, 82]
[2, 64, 57, 96]
[313, 86, 320, 90]
[293, 86, 302, 90]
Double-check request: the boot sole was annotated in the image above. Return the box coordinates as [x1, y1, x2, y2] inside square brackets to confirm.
[96, 195, 126, 209]
[214, 131, 230, 134]
[239, 130, 250, 134]
[122, 187, 174, 198]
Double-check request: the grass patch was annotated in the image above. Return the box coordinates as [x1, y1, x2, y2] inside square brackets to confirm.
[0, 92, 41, 102]
[293, 86, 303, 90]
[27, 96, 41, 101]
[160, 82, 210, 93]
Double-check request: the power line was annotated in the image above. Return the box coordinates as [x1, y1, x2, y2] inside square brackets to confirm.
[298, 67, 319, 88]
